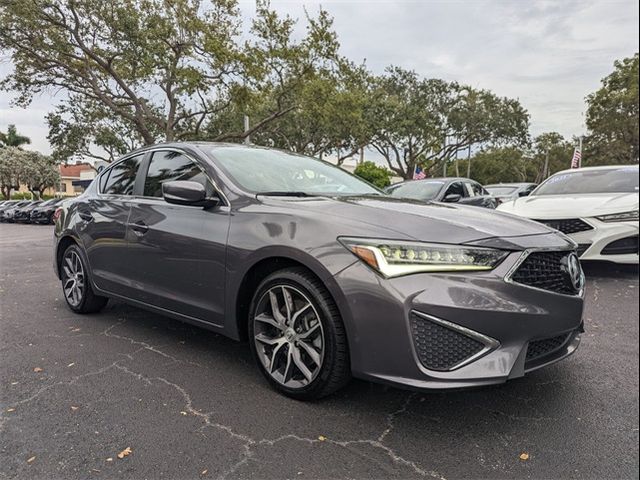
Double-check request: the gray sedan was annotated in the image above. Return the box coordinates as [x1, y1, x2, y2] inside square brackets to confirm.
[387, 177, 499, 209]
[53, 143, 584, 399]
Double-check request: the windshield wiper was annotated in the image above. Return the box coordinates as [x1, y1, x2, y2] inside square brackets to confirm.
[256, 191, 311, 197]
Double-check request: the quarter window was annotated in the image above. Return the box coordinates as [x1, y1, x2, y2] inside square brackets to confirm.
[102, 155, 143, 195]
[143, 151, 209, 198]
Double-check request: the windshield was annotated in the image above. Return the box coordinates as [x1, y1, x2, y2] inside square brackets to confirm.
[387, 181, 444, 201]
[485, 186, 518, 196]
[534, 168, 639, 195]
[208, 146, 380, 196]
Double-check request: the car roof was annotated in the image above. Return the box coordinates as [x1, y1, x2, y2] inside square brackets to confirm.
[485, 182, 536, 187]
[552, 165, 639, 176]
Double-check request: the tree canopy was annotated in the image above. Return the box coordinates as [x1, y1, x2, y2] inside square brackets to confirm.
[0, 0, 343, 161]
[0, 124, 31, 148]
[0, 146, 59, 199]
[584, 53, 639, 165]
[369, 67, 530, 179]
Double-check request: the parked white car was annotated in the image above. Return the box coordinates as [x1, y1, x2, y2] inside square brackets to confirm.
[498, 165, 639, 264]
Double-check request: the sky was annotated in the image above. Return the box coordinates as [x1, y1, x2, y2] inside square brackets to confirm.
[1, 0, 638, 154]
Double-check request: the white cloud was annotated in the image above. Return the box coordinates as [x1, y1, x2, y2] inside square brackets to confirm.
[1, 0, 638, 154]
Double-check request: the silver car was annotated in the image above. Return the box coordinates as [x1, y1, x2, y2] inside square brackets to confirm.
[54, 143, 585, 399]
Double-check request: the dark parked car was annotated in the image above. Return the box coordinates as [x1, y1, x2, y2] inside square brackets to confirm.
[13, 200, 43, 223]
[386, 177, 499, 208]
[54, 143, 584, 399]
[30, 198, 64, 224]
[485, 183, 538, 204]
[0, 200, 31, 222]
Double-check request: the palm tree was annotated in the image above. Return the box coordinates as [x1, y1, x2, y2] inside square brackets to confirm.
[0, 125, 31, 148]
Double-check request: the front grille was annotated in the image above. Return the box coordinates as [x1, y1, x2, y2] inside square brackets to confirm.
[410, 313, 485, 371]
[526, 333, 570, 363]
[533, 218, 593, 234]
[601, 236, 639, 256]
[510, 251, 580, 295]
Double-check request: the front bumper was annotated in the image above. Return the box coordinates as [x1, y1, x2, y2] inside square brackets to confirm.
[333, 249, 584, 391]
[565, 218, 638, 264]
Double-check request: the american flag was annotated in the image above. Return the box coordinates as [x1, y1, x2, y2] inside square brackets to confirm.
[413, 165, 426, 180]
[570, 147, 582, 169]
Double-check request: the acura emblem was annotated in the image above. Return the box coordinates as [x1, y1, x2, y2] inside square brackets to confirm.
[565, 253, 584, 292]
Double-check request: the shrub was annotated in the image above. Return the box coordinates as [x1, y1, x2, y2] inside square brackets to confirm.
[353, 161, 392, 189]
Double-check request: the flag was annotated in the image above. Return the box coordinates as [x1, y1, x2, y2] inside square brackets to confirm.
[413, 165, 426, 180]
[570, 147, 582, 169]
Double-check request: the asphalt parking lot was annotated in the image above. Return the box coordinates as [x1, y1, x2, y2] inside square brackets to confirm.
[0, 224, 638, 480]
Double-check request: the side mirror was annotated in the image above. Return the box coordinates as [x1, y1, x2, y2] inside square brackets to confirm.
[162, 181, 220, 208]
[443, 193, 462, 203]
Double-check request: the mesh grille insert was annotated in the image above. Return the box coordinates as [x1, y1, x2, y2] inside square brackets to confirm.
[533, 218, 593, 234]
[526, 333, 570, 363]
[511, 251, 579, 295]
[410, 313, 485, 371]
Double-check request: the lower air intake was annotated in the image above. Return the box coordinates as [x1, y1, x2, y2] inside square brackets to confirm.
[410, 312, 486, 371]
[526, 333, 571, 364]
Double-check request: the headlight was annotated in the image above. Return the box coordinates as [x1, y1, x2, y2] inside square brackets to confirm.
[339, 238, 509, 277]
[596, 210, 639, 223]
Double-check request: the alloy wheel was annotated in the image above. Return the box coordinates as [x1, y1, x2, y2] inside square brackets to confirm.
[62, 251, 85, 308]
[253, 285, 325, 389]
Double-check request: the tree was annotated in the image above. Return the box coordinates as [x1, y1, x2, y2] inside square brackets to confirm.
[369, 67, 530, 179]
[0, 147, 59, 199]
[20, 151, 60, 199]
[0, 124, 31, 147]
[0, 147, 22, 199]
[531, 132, 574, 181]
[353, 161, 392, 188]
[0, 0, 342, 161]
[457, 147, 531, 185]
[584, 53, 639, 165]
[245, 63, 378, 164]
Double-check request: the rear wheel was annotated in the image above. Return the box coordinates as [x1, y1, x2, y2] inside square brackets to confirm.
[248, 267, 350, 400]
[60, 244, 108, 314]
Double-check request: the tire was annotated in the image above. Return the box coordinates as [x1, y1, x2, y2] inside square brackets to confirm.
[248, 267, 350, 400]
[60, 244, 108, 314]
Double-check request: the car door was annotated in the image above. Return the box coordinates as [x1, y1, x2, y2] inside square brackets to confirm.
[124, 149, 230, 325]
[78, 153, 144, 297]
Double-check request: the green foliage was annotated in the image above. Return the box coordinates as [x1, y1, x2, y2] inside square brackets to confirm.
[458, 147, 532, 185]
[0, 147, 21, 199]
[0, 146, 59, 199]
[459, 132, 574, 185]
[0, 124, 31, 147]
[585, 53, 639, 165]
[353, 161, 392, 188]
[369, 67, 530, 179]
[0, 0, 342, 161]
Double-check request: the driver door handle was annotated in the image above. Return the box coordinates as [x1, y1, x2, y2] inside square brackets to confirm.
[78, 211, 93, 222]
[129, 221, 149, 236]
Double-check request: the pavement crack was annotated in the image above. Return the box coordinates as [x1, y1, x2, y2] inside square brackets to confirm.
[378, 392, 416, 442]
[102, 320, 203, 368]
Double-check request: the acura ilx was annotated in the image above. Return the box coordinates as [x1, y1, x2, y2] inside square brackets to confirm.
[54, 143, 585, 399]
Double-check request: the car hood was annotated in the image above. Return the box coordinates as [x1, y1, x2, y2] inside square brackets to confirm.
[262, 195, 557, 246]
[498, 192, 639, 219]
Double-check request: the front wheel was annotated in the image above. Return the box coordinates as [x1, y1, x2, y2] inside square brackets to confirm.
[248, 267, 350, 400]
[60, 244, 108, 314]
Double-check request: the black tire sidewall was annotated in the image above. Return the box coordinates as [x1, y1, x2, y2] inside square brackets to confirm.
[248, 269, 343, 399]
[61, 244, 91, 313]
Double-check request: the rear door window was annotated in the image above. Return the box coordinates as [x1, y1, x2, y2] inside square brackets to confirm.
[445, 182, 466, 197]
[102, 155, 144, 195]
[143, 150, 210, 198]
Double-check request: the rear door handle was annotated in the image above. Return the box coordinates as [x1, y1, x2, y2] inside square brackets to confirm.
[78, 211, 93, 222]
[129, 221, 149, 236]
